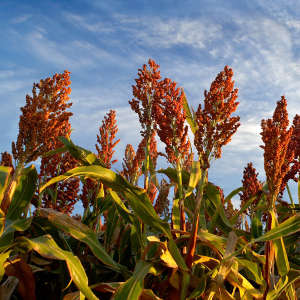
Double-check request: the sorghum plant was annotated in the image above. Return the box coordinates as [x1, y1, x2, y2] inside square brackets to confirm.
[0, 62, 299, 300]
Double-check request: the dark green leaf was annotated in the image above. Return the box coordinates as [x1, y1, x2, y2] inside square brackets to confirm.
[19, 235, 98, 300]
[113, 260, 152, 300]
[7, 165, 38, 220]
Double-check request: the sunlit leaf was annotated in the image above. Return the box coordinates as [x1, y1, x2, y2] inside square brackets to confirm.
[113, 260, 152, 300]
[255, 213, 300, 243]
[19, 235, 98, 300]
[182, 93, 197, 134]
[0, 218, 32, 252]
[236, 258, 263, 285]
[266, 269, 300, 300]
[270, 210, 290, 277]
[7, 165, 37, 220]
[38, 208, 129, 276]
[40, 166, 188, 271]
[184, 161, 201, 199]
[0, 166, 11, 207]
[0, 251, 11, 281]
[157, 168, 189, 186]
[205, 183, 233, 232]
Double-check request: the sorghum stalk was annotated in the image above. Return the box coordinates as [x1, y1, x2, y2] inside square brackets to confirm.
[176, 159, 186, 238]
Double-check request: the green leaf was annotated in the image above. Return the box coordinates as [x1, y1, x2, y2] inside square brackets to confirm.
[42, 146, 68, 158]
[167, 239, 188, 271]
[197, 230, 226, 255]
[113, 260, 152, 300]
[140, 289, 162, 300]
[0, 218, 32, 252]
[182, 93, 197, 134]
[38, 208, 129, 276]
[270, 210, 290, 276]
[157, 168, 189, 186]
[105, 202, 122, 251]
[266, 269, 300, 300]
[250, 210, 262, 239]
[229, 193, 261, 225]
[227, 268, 263, 299]
[6, 165, 38, 220]
[0, 251, 11, 280]
[205, 183, 233, 232]
[147, 236, 177, 268]
[19, 235, 98, 300]
[108, 189, 134, 224]
[171, 198, 180, 233]
[184, 161, 201, 199]
[187, 275, 206, 299]
[59, 136, 105, 167]
[40, 165, 188, 271]
[224, 187, 242, 204]
[0, 166, 11, 206]
[236, 258, 263, 285]
[254, 213, 300, 243]
[180, 271, 190, 300]
[41, 165, 169, 236]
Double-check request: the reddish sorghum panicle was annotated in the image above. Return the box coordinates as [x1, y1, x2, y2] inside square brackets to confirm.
[121, 144, 140, 183]
[80, 178, 98, 209]
[148, 181, 158, 204]
[1, 152, 14, 171]
[81, 110, 120, 207]
[129, 59, 161, 138]
[293, 114, 300, 157]
[279, 114, 300, 197]
[136, 131, 158, 171]
[182, 149, 194, 173]
[154, 78, 190, 165]
[95, 110, 120, 169]
[40, 152, 80, 215]
[154, 179, 170, 217]
[239, 163, 263, 214]
[194, 66, 240, 170]
[260, 96, 294, 202]
[12, 71, 72, 163]
[148, 130, 158, 169]
[121, 131, 158, 185]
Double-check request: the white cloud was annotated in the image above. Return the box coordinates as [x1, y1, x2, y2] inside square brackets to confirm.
[118, 16, 222, 49]
[64, 13, 114, 33]
[0, 80, 29, 94]
[26, 30, 75, 67]
[142, 19, 222, 49]
[64, 12, 222, 50]
[24, 29, 116, 69]
[11, 14, 32, 24]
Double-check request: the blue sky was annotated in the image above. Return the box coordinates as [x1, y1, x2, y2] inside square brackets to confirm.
[1, 0, 299, 205]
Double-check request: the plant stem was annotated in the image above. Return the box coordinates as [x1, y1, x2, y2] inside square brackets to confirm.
[195, 169, 208, 229]
[286, 184, 295, 208]
[176, 161, 186, 232]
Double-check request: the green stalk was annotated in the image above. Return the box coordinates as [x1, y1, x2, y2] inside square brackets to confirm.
[176, 160, 185, 232]
[298, 179, 300, 205]
[144, 137, 150, 191]
[286, 184, 295, 207]
[298, 157, 300, 204]
[195, 168, 208, 230]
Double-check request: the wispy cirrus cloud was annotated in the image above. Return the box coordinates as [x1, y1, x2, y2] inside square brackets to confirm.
[64, 13, 114, 33]
[10, 14, 32, 24]
[124, 18, 222, 49]
[22, 28, 121, 70]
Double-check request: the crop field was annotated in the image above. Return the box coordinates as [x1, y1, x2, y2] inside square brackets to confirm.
[0, 60, 299, 299]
